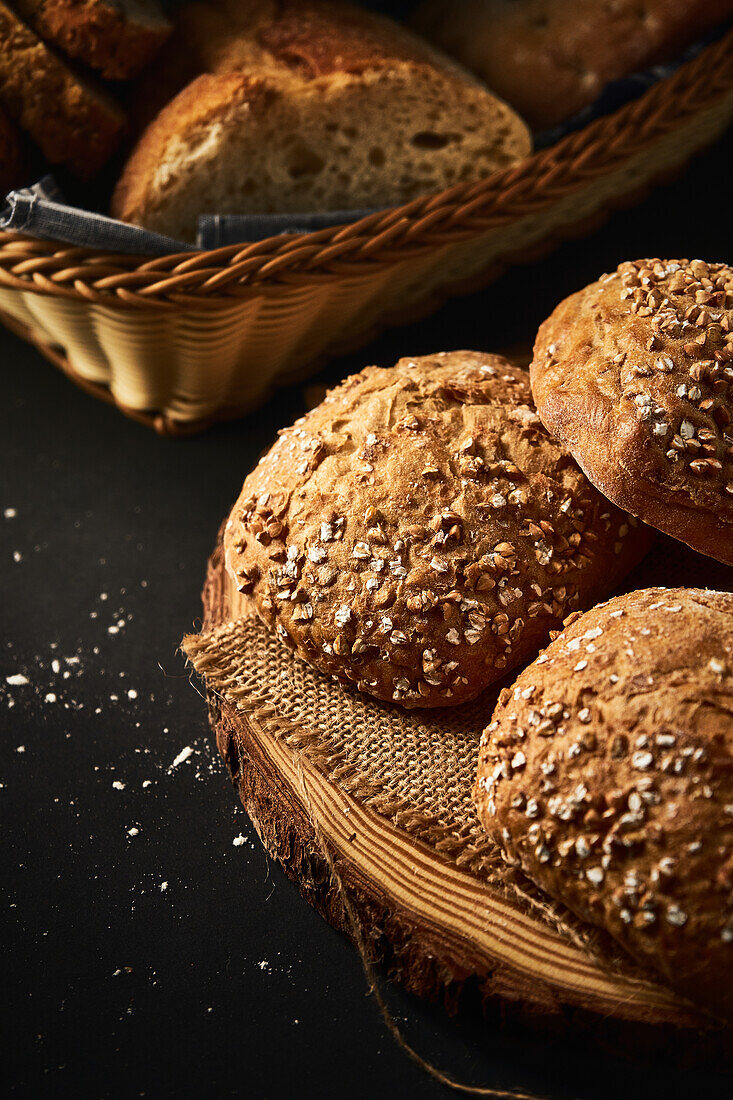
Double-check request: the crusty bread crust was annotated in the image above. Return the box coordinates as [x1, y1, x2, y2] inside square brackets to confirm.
[131, 0, 486, 117]
[111, 0, 531, 240]
[413, 0, 733, 130]
[0, 104, 29, 193]
[223, 351, 651, 710]
[476, 587, 733, 1019]
[0, 0, 125, 178]
[13, 0, 171, 80]
[530, 259, 733, 567]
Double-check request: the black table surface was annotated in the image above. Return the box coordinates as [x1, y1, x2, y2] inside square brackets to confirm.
[4, 133, 733, 1100]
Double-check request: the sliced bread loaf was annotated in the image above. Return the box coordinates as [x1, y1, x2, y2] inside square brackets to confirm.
[0, 0, 126, 178]
[111, 0, 531, 242]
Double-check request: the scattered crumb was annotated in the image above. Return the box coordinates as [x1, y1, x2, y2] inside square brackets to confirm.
[45, 693, 57, 704]
[159, 882, 168, 892]
[4, 507, 17, 519]
[233, 835, 246, 847]
[6, 674, 28, 686]
[127, 827, 139, 837]
[16, 745, 25, 753]
[171, 746, 193, 769]
[112, 781, 125, 791]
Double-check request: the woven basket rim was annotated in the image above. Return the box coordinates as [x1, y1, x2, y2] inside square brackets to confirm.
[1, 27, 732, 309]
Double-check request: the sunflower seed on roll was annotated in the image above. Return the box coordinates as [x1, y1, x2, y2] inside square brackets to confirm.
[224, 352, 651, 709]
[476, 587, 733, 1018]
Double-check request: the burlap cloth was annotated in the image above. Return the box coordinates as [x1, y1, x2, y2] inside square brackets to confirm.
[184, 533, 732, 1013]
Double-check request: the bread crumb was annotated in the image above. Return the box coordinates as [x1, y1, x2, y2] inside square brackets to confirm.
[6, 674, 28, 686]
[171, 746, 193, 769]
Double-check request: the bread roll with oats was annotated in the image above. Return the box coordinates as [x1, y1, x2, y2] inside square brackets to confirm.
[111, 0, 531, 242]
[531, 259, 733, 566]
[224, 352, 651, 709]
[476, 587, 733, 1019]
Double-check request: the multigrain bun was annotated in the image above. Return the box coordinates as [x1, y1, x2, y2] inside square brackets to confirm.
[412, 0, 733, 130]
[0, 105, 29, 194]
[476, 588, 733, 1019]
[530, 259, 733, 566]
[224, 352, 651, 709]
[111, 0, 531, 242]
[13, 0, 171, 80]
[0, 0, 125, 178]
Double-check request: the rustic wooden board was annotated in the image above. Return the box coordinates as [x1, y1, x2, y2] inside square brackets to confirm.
[188, 532, 733, 1043]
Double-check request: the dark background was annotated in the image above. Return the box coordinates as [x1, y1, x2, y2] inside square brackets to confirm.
[3, 113, 733, 1100]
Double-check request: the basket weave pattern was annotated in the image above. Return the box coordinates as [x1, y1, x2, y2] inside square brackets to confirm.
[2, 29, 733, 431]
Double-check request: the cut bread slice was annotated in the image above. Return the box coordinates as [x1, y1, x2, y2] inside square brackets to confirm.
[112, 0, 531, 242]
[13, 0, 171, 80]
[0, 0, 126, 178]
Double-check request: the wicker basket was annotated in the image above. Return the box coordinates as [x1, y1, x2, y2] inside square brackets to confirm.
[2, 29, 733, 435]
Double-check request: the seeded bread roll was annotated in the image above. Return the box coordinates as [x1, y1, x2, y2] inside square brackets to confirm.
[476, 588, 733, 1018]
[13, 0, 171, 80]
[530, 259, 733, 567]
[111, 0, 531, 242]
[412, 0, 733, 131]
[0, 104, 29, 193]
[0, 0, 125, 178]
[224, 352, 651, 709]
